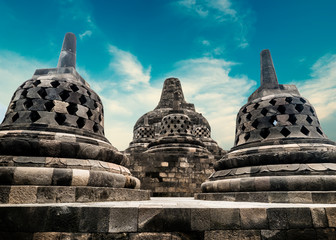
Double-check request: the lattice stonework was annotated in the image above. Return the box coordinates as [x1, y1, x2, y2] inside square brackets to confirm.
[134, 126, 155, 139]
[160, 114, 192, 136]
[2, 77, 105, 135]
[234, 95, 326, 146]
[193, 126, 211, 138]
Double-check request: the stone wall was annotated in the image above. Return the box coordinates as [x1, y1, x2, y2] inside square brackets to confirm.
[129, 151, 214, 197]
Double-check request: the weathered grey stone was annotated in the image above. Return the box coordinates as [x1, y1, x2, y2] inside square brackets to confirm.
[240, 208, 268, 229]
[109, 208, 138, 233]
[210, 208, 240, 230]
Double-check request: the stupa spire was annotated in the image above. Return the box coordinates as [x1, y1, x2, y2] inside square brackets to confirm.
[260, 49, 278, 88]
[57, 32, 76, 68]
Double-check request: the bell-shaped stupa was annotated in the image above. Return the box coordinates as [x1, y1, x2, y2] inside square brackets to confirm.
[127, 77, 224, 159]
[196, 50, 336, 203]
[0, 33, 149, 203]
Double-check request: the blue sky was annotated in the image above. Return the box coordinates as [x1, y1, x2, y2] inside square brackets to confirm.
[0, 0, 335, 150]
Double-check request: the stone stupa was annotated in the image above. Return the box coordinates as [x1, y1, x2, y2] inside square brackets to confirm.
[127, 78, 220, 196]
[196, 49, 336, 203]
[0, 33, 149, 204]
[127, 77, 225, 159]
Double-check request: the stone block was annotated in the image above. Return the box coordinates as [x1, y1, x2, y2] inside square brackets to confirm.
[9, 186, 37, 204]
[79, 207, 110, 232]
[286, 208, 313, 229]
[0, 186, 11, 203]
[315, 228, 336, 240]
[45, 206, 80, 232]
[261, 230, 286, 240]
[240, 208, 268, 229]
[267, 208, 288, 229]
[52, 168, 72, 186]
[109, 208, 138, 233]
[285, 229, 316, 240]
[14, 167, 53, 185]
[205, 230, 260, 240]
[310, 208, 328, 228]
[191, 208, 210, 231]
[129, 232, 171, 240]
[325, 208, 336, 227]
[210, 208, 240, 230]
[72, 169, 90, 186]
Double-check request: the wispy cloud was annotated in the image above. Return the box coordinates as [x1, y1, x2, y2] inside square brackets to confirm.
[176, 0, 250, 49]
[108, 45, 151, 91]
[296, 53, 336, 120]
[170, 56, 256, 149]
[79, 30, 92, 40]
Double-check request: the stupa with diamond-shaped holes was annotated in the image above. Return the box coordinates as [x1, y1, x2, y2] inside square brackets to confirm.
[196, 49, 336, 203]
[0, 33, 149, 203]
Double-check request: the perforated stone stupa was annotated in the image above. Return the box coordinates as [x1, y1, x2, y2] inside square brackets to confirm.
[127, 78, 220, 196]
[196, 49, 336, 203]
[0, 33, 149, 204]
[127, 77, 224, 158]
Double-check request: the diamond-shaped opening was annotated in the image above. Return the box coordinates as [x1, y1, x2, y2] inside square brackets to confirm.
[306, 115, 313, 124]
[44, 101, 55, 111]
[93, 123, 99, 132]
[269, 116, 277, 126]
[93, 101, 98, 109]
[242, 107, 247, 113]
[237, 117, 241, 124]
[300, 98, 306, 104]
[288, 114, 297, 125]
[254, 103, 260, 109]
[87, 109, 93, 118]
[260, 128, 270, 139]
[280, 127, 291, 137]
[79, 95, 87, 105]
[310, 107, 315, 115]
[269, 99, 276, 106]
[21, 89, 28, 97]
[55, 113, 66, 125]
[277, 105, 286, 114]
[235, 137, 239, 145]
[316, 127, 323, 135]
[177, 129, 181, 133]
[244, 132, 250, 141]
[29, 111, 41, 122]
[252, 119, 259, 129]
[70, 84, 79, 92]
[37, 88, 47, 99]
[33, 80, 41, 87]
[241, 124, 246, 131]
[24, 99, 33, 109]
[300, 126, 310, 136]
[12, 113, 19, 122]
[261, 108, 268, 116]
[246, 113, 252, 120]
[285, 97, 293, 103]
[173, 124, 177, 128]
[295, 104, 304, 113]
[66, 103, 78, 115]
[50, 81, 60, 88]
[170, 129, 174, 133]
[86, 90, 91, 96]
[60, 91, 70, 101]
[76, 117, 86, 128]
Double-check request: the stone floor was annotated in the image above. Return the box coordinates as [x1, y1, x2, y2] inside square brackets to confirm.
[1, 197, 336, 239]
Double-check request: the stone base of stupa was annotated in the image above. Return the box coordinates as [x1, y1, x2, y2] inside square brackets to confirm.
[1, 197, 336, 240]
[195, 191, 336, 203]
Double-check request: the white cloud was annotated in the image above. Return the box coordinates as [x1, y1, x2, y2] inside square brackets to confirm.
[0, 51, 49, 121]
[108, 45, 151, 91]
[170, 57, 256, 149]
[79, 30, 92, 40]
[296, 53, 336, 120]
[176, 0, 249, 49]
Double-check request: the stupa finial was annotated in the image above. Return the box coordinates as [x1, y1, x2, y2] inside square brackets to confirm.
[260, 49, 278, 88]
[57, 32, 76, 68]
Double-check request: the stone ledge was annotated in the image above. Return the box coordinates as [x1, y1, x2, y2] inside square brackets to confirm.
[0, 197, 336, 239]
[0, 186, 150, 203]
[195, 191, 336, 203]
